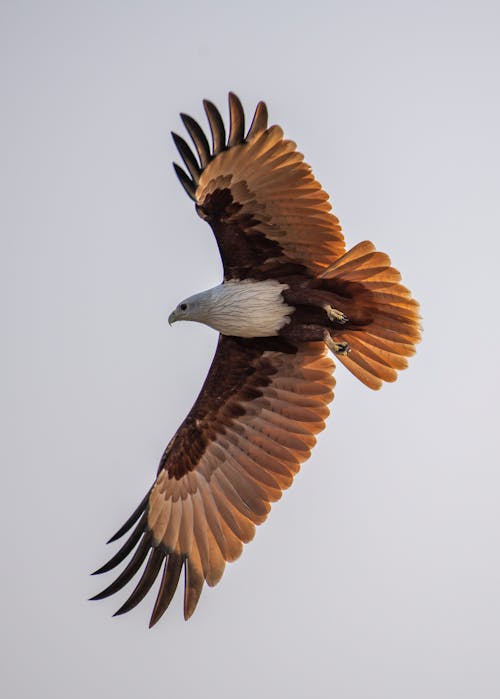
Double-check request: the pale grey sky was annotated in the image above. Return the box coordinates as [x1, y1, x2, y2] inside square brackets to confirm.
[2, 1, 500, 698]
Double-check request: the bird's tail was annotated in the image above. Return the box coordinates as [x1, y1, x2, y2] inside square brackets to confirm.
[321, 241, 421, 390]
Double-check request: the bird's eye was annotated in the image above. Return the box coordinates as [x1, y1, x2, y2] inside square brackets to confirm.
[180, 303, 187, 311]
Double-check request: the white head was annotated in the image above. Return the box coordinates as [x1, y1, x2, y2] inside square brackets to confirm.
[168, 290, 211, 326]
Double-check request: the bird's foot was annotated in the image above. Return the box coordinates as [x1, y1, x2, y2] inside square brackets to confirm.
[324, 333, 351, 355]
[324, 305, 348, 324]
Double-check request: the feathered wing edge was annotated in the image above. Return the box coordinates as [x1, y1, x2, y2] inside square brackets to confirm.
[172, 94, 346, 280]
[172, 92, 268, 200]
[91, 341, 335, 626]
[91, 494, 197, 626]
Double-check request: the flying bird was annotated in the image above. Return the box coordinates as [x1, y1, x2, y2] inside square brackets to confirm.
[92, 93, 420, 626]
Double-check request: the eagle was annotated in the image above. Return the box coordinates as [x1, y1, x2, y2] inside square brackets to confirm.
[92, 93, 420, 626]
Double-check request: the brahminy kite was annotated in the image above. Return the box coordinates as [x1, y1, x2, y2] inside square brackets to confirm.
[92, 93, 420, 626]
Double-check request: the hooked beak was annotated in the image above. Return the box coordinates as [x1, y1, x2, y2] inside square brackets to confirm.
[168, 310, 177, 326]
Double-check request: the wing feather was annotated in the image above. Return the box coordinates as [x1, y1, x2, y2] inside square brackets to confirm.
[106, 493, 149, 544]
[173, 163, 196, 201]
[171, 133, 201, 183]
[183, 542, 204, 620]
[215, 439, 283, 508]
[113, 548, 164, 616]
[203, 99, 226, 155]
[227, 92, 245, 147]
[90, 533, 152, 601]
[180, 113, 211, 167]
[191, 488, 211, 579]
[178, 494, 194, 555]
[210, 476, 256, 542]
[149, 553, 183, 627]
[161, 497, 183, 551]
[92, 513, 147, 575]
[246, 100, 268, 140]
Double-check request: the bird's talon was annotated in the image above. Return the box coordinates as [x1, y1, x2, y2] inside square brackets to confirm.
[324, 304, 348, 324]
[324, 334, 351, 355]
[334, 341, 351, 356]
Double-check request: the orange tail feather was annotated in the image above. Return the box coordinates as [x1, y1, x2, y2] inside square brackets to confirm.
[321, 241, 421, 390]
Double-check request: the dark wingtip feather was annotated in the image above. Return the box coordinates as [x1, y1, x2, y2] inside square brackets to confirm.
[90, 534, 152, 601]
[92, 513, 147, 575]
[173, 163, 196, 201]
[180, 113, 211, 168]
[183, 557, 204, 620]
[171, 131, 201, 183]
[106, 493, 149, 544]
[246, 101, 268, 140]
[112, 548, 164, 617]
[148, 553, 184, 628]
[203, 99, 226, 155]
[228, 92, 245, 147]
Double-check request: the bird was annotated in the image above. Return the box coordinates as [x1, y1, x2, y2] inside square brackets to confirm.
[91, 92, 421, 627]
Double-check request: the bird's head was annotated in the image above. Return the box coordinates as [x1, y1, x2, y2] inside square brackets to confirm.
[168, 300, 191, 325]
[168, 291, 208, 326]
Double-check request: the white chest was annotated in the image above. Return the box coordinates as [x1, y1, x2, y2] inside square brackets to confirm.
[192, 279, 293, 338]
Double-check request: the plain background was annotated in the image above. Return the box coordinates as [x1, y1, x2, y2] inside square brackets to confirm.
[2, 1, 499, 697]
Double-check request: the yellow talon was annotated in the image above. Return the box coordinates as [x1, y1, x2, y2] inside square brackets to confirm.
[323, 304, 348, 324]
[324, 333, 351, 355]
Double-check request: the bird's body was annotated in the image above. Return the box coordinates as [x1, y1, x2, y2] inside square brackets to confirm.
[92, 93, 421, 626]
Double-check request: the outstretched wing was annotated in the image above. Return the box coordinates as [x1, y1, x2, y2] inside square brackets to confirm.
[92, 337, 335, 625]
[172, 93, 345, 281]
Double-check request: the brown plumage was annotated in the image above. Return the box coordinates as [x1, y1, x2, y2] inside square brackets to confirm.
[92, 93, 420, 626]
